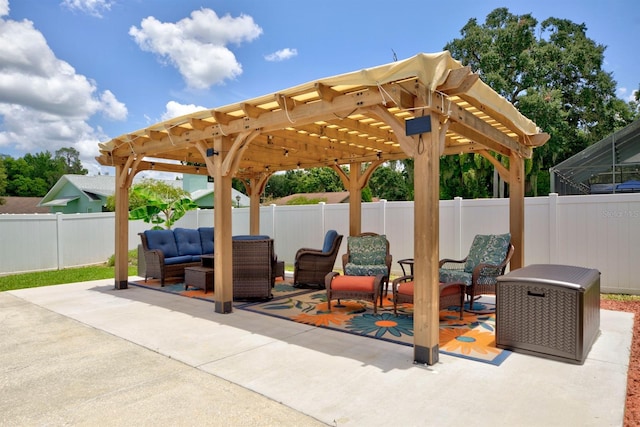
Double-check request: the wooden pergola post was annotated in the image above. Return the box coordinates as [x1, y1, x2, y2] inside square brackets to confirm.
[213, 137, 233, 313]
[412, 113, 442, 365]
[509, 151, 525, 270]
[113, 163, 130, 290]
[348, 161, 362, 236]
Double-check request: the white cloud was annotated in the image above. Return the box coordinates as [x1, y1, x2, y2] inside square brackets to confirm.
[0, 10, 127, 171]
[60, 0, 113, 18]
[129, 8, 262, 89]
[265, 48, 298, 62]
[617, 87, 638, 103]
[0, 0, 8, 17]
[99, 90, 127, 121]
[161, 100, 207, 121]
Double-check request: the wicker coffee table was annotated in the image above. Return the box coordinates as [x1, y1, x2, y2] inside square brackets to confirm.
[185, 265, 214, 293]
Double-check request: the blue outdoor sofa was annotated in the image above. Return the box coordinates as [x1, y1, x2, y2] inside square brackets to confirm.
[139, 227, 214, 285]
[139, 229, 283, 299]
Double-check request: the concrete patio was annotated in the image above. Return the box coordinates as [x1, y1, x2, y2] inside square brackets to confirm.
[0, 277, 633, 426]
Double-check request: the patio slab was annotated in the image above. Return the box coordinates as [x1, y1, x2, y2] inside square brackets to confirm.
[2, 278, 633, 426]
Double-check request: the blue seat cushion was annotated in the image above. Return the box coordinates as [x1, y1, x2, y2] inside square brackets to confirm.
[198, 227, 214, 254]
[144, 230, 179, 258]
[322, 230, 338, 253]
[174, 228, 203, 256]
[164, 255, 196, 265]
[233, 235, 270, 240]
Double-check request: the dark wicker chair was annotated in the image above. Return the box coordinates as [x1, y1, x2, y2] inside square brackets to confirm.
[232, 238, 275, 300]
[391, 275, 464, 319]
[293, 230, 343, 288]
[439, 233, 514, 305]
[341, 232, 392, 307]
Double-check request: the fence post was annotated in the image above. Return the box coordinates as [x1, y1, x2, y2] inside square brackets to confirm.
[270, 204, 277, 238]
[379, 199, 387, 235]
[319, 202, 326, 237]
[548, 193, 558, 263]
[56, 212, 64, 270]
[454, 197, 463, 258]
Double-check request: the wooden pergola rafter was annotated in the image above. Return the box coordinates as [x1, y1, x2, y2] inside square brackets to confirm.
[97, 52, 549, 366]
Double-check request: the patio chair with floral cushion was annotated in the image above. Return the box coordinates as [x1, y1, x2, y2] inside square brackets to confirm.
[341, 232, 392, 306]
[439, 233, 514, 307]
[293, 229, 343, 288]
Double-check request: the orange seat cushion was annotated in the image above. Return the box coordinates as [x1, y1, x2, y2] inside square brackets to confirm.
[440, 283, 461, 297]
[397, 282, 461, 297]
[397, 281, 414, 296]
[331, 275, 376, 292]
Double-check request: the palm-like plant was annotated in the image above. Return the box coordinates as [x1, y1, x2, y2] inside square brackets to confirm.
[128, 180, 197, 229]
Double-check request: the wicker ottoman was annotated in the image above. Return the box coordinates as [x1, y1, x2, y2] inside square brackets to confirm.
[325, 272, 383, 314]
[184, 266, 214, 293]
[392, 278, 464, 319]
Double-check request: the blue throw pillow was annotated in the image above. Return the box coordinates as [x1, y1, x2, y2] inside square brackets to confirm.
[174, 228, 203, 256]
[198, 227, 214, 254]
[144, 229, 179, 258]
[322, 230, 338, 253]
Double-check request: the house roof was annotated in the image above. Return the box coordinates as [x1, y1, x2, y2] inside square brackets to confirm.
[96, 52, 549, 179]
[40, 174, 250, 208]
[0, 197, 50, 214]
[189, 187, 250, 206]
[551, 119, 640, 194]
[39, 175, 115, 207]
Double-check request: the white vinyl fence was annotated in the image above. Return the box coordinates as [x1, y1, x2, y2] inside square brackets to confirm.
[1, 193, 638, 294]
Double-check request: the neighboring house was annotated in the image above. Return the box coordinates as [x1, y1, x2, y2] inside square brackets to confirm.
[39, 173, 250, 214]
[550, 119, 640, 195]
[39, 175, 115, 214]
[271, 191, 351, 205]
[0, 197, 50, 214]
[183, 174, 250, 208]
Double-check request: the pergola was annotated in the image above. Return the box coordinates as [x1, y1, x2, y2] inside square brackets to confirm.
[97, 52, 549, 365]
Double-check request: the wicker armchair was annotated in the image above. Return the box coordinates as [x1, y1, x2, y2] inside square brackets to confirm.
[293, 230, 343, 288]
[341, 232, 392, 306]
[232, 237, 276, 300]
[439, 233, 514, 305]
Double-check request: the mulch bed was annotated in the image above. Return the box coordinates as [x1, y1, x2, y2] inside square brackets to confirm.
[600, 298, 640, 426]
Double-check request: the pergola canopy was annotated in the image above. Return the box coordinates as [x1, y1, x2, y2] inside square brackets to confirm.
[97, 52, 547, 179]
[99, 52, 549, 366]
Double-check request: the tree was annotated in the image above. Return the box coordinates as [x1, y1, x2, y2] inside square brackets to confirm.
[263, 167, 344, 200]
[1, 147, 87, 197]
[55, 147, 87, 175]
[444, 8, 636, 196]
[295, 167, 344, 193]
[125, 179, 197, 229]
[368, 162, 410, 201]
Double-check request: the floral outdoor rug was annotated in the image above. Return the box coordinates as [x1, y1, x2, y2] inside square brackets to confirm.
[238, 282, 510, 366]
[129, 278, 509, 366]
[128, 277, 313, 302]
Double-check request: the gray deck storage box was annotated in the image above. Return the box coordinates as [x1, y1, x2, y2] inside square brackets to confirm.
[496, 264, 600, 364]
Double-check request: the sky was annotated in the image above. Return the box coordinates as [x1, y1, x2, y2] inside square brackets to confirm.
[0, 0, 638, 176]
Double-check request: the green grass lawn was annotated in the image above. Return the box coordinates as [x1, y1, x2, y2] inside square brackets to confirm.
[0, 249, 138, 292]
[0, 265, 138, 292]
